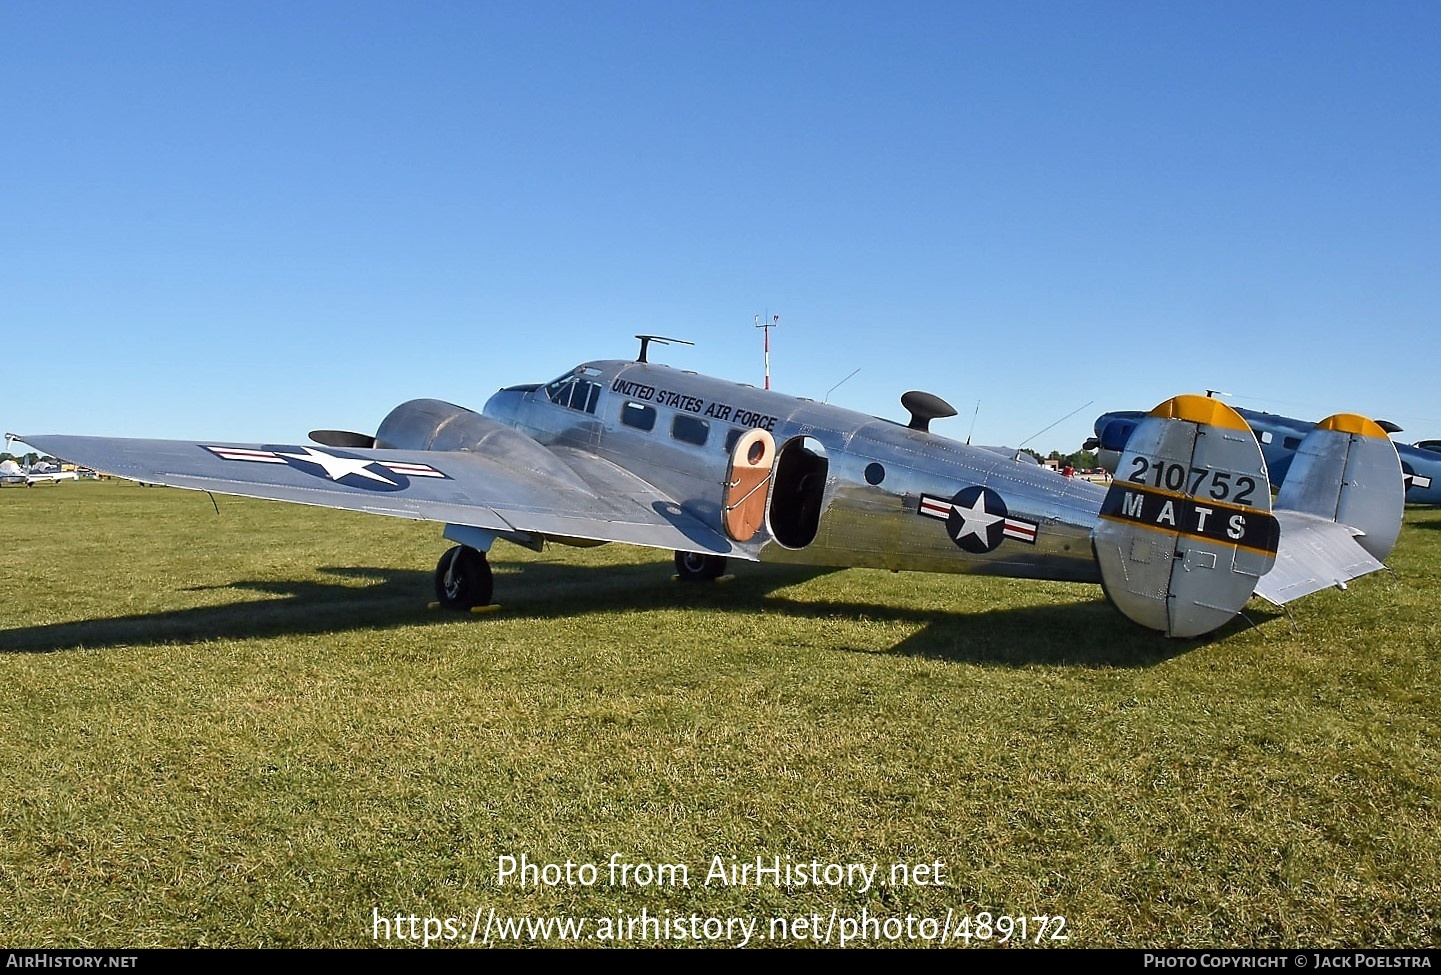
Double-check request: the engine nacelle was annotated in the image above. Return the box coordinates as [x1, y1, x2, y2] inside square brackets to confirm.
[376, 399, 590, 490]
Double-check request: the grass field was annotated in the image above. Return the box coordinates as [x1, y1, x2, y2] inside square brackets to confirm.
[2, 479, 1438, 948]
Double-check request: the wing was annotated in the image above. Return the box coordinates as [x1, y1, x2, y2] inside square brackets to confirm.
[18, 434, 737, 556]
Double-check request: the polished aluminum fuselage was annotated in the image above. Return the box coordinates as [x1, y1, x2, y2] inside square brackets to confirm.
[485, 360, 1106, 582]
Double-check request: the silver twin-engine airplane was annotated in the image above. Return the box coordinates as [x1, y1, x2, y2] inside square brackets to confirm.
[19, 336, 1405, 638]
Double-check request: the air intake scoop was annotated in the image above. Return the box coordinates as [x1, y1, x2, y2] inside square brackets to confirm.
[901, 390, 958, 432]
[309, 430, 377, 448]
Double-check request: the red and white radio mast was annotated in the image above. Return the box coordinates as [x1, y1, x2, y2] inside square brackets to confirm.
[755, 313, 780, 389]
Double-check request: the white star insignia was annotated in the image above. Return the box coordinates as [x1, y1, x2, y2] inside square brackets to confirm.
[951, 493, 1003, 543]
[276, 447, 397, 486]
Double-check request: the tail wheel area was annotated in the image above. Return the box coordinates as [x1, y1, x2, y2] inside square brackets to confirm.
[675, 550, 727, 582]
[435, 545, 493, 610]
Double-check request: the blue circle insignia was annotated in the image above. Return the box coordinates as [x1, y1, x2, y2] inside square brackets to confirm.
[944, 485, 1009, 554]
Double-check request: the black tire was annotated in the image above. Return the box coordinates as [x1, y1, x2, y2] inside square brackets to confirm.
[674, 550, 727, 582]
[434, 546, 493, 610]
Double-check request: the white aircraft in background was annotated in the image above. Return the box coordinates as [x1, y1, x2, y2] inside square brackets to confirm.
[0, 450, 78, 486]
[23, 465, 79, 485]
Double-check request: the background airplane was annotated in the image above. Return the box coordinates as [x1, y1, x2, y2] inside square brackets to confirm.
[1090, 405, 1441, 505]
[18, 338, 1404, 639]
[0, 455, 78, 486]
[21, 461, 78, 486]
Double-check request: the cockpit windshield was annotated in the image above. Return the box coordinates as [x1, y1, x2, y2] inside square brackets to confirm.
[543, 368, 603, 415]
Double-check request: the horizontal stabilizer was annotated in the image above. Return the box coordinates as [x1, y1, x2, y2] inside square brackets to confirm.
[1254, 511, 1384, 604]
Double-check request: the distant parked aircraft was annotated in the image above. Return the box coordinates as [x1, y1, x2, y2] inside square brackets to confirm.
[23, 466, 79, 485]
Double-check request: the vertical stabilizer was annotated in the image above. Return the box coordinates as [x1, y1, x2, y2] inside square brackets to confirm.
[1092, 395, 1279, 637]
[1273, 414, 1404, 563]
[1252, 413, 1404, 605]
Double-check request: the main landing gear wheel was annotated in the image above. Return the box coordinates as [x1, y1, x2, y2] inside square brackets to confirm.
[674, 550, 727, 582]
[435, 545, 493, 610]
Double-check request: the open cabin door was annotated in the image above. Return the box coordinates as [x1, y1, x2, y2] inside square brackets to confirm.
[768, 436, 828, 549]
[723, 429, 776, 542]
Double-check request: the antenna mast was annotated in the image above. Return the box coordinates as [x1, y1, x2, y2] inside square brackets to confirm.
[755, 313, 779, 389]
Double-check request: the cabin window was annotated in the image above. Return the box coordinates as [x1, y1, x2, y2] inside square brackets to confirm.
[671, 414, 710, 446]
[621, 402, 656, 431]
[544, 375, 602, 415]
[1283, 436, 1302, 450]
[723, 428, 743, 453]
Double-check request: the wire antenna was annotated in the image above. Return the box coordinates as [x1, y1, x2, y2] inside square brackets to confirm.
[1018, 400, 1095, 450]
[823, 368, 861, 403]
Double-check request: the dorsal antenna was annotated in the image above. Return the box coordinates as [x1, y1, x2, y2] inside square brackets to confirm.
[634, 335, 694, 363]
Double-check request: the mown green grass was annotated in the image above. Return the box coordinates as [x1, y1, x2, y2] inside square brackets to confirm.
[2, 480, 1438, 947]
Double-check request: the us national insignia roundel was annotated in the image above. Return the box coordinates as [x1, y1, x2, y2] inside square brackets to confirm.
[1402, 460, 1433, 494]
[917, 486, 1039, 554]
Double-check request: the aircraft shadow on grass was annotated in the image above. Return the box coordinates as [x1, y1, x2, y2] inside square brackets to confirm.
[0, 558, 1271, 667]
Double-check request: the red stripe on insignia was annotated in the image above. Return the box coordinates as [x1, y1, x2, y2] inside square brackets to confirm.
[919, 497, 951, 518]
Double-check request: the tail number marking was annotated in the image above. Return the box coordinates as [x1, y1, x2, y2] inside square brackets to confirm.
[1127, 457, 1257, 506]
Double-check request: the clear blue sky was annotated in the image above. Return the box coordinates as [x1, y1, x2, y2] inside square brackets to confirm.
[4, 1, 1438, 456]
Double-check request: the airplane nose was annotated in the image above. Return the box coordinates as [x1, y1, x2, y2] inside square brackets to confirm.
[483, 386, 531, 423]
[1097, 418, 1137, 452]
[1091, 416, 1138, 475]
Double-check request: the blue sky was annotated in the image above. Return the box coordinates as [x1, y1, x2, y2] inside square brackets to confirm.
[4, 1, 1438, 456]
